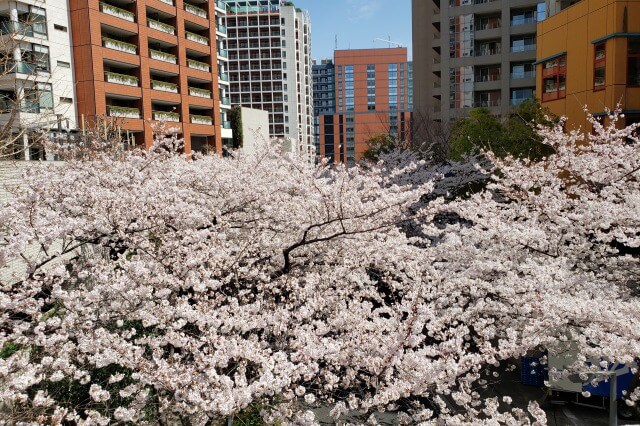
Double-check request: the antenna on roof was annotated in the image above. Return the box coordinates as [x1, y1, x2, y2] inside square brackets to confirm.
[373, 35, 403, 48]
[335, 34, 338, 50]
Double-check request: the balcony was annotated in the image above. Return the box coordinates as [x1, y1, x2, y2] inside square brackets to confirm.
[218, 49, 228, 58]
[184, 3, 207, 18]
[186, 31, 209, 45]
[217, 23, 227, 34]
[107, 105, 140, 118]
[220, 97, 230, 105]
[219, 72, 229, 82]
[187, 58, 210, 71]
[153, 110, 180, 122]
[148, 19, 175, 35]
[188, 87, 211, 98]
[104, 71, 139, 86]
[191, 114, 212, 125]
[99, 3, 135, 22]
[102, 37, 137, 54]
[152, 80, 178, 93]
[149, 49, 177, 64]
[214, 0, 228, 11]
[221, 120, 231, 129]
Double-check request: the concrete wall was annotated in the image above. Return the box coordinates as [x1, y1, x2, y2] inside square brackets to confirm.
[240, 106, 269, 154]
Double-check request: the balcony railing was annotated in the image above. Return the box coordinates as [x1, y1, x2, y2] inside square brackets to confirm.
[105, 71, 139, 86]
[220, 97, 230, 105]
[511, 17, 536, 26]
[217, 24, 227, 34]
[102, 37, 137, 54]
[148, 19, 175, 34]
[187, 58, 210, 71]
[188, 87, 211, 98]
[218, 49, 228, 58]
[510, 98, 528, 106]
[219, 72, 229, 82]
[191, 114, 212, 125]
[152, 80, 178, 93]
[222, 120, 231, 129]
[473, 100, 500, 107]
[149, 49, 177, 64]
[2, 61, 37, 75]
[99, 2, 135, 22]
[153, 110, 180, 122]
[511, 71, 535, 79]
[476, 48, 501, 56]
[186, 31, 209, 45]
[215, 0, 228, 12]
[511, 44, 536, 53]
[184, 3, 207, 18]
[475, 74, 500, 82]
[0, 21, 37, 37]
[107, 106, 140, 118]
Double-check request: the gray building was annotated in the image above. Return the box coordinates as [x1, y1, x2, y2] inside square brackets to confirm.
[412, 0, 545, 122]
[225, 0, 313, 151]
[311, 58, 334, 153]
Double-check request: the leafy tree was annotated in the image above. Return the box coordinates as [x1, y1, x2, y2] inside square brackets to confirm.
[449, 99, 556, 161]
[361, 133, 399, 162]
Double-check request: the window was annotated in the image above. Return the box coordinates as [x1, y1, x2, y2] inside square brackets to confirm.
[54, 24, 67, 32]
[29, 7, 47, 37]
[57, 60, 71, 68]
[542, 55, 566, 102]
[23, 44, 50, 73]
[23, 82, 53, 113]
[628, 39, 640, 87]
[60, 97, 73, 103]
[594, 43, 606, 90]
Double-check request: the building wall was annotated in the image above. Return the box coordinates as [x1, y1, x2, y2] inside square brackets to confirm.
[0, 0, 78, 154]
[226, 0, 313, 152]
[411, 0, 438, 117]
[412, 0, 541, 122]
[69, 0, 228, 152]
[536, 0, 640, 130]
[318, 48, 411, 164]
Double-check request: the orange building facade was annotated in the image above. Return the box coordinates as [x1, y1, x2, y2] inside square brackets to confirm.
[535, 0, 640, 131]
[317, 48, 412, 164]
[69, 0, 232, 152]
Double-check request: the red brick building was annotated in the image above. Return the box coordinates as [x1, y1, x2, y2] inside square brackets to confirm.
[69, 0, 232, 152]
[317, 48, 412, 163]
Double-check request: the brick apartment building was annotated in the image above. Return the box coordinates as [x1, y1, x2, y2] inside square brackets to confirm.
[69, 0, 232, 152]
[316, 47, 412, 164]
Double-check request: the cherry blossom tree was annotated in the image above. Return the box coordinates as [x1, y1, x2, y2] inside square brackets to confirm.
[0, 111, 639, 425]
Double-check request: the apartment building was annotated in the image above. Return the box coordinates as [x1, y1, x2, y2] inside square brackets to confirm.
[0, 0, 78, 159]
[69, 0, 231, 152]
[412, 0, 545, 121]
[225, 0, 313, 152]
[536, 0, 640, 131]
[312, 58, 334, 152]
[317, 48, 412, 164]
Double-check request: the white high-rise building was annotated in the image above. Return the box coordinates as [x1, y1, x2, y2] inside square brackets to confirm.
[0, 0, 77, 159]
[225, 0, 313, 151]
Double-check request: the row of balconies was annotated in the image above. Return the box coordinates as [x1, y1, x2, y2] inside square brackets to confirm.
[227, 18, 282, 27]
[107, 105, 217, 125]
[101, 36, 229, 66]
[229, 52, 282, 60]
[103, 70, 230, 103]
[99, 1, 218, 28]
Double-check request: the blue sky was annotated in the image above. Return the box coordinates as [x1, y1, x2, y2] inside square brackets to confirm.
[292, 0, 413, 61]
